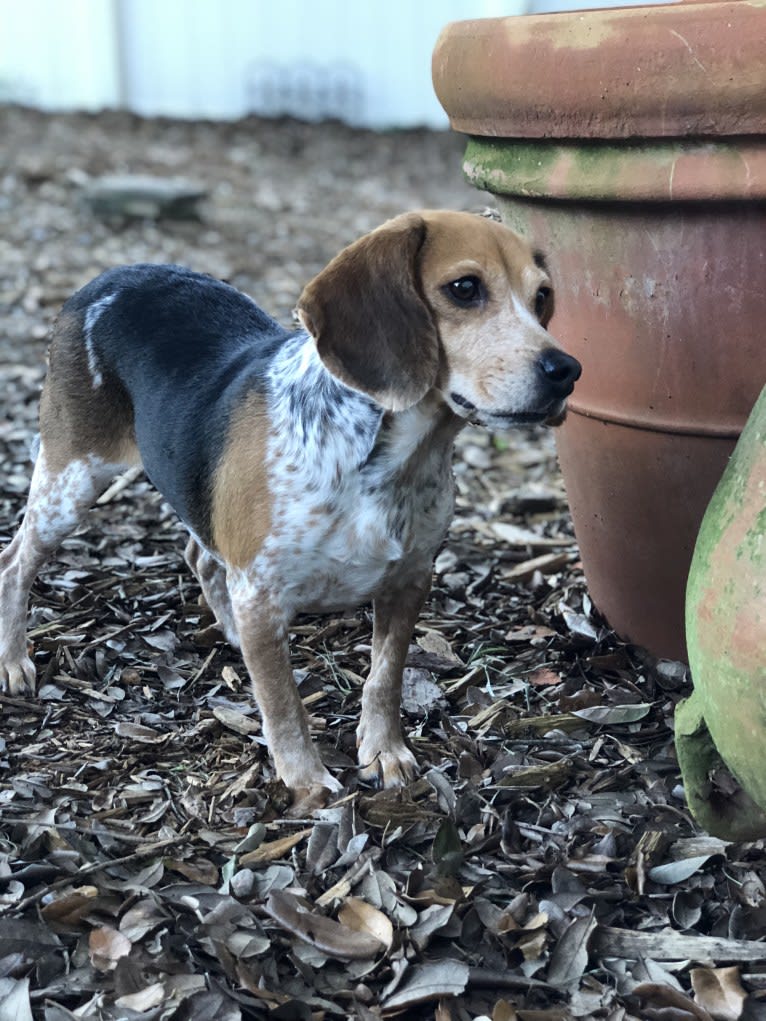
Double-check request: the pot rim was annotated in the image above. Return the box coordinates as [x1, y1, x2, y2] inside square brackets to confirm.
[432, 2, 766, 141]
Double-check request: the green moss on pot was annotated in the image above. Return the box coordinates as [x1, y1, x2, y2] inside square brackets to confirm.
[463, 137, 764, 203]
[678, 383, 766, 838]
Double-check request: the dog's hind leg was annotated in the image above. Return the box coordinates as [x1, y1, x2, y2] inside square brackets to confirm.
[0, 309, 139, 695]
[0, 445, 123, 694]
[184, 535, 240, 648]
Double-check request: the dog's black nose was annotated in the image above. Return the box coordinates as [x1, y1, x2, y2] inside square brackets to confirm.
[537, 348, 581, 398]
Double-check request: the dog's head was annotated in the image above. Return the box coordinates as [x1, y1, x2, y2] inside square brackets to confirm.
[297, 210, 580, 425]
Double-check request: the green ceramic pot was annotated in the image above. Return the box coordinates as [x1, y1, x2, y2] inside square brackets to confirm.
[676, 383, 766, 840]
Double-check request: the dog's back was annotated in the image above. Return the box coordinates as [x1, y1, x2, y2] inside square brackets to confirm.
[43, 265, 293, 543]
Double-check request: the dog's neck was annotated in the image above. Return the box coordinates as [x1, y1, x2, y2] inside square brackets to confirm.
[268, 334, 464, 479]
[376, 392, 464, 474]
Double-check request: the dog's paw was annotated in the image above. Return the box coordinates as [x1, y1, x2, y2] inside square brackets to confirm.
[272, 742, 343, 815]
[315, 769, 343, 795]
[287, 774, 343, 817]
[0, 650, 36, 696]
[358, 742, 418, 789]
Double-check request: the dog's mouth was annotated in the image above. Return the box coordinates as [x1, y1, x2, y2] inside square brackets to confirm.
[484, 410, 550, 427]
[450, 392, 567, 429]
[481, 407, 568, 429]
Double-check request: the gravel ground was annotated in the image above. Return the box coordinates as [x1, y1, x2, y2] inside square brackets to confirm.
[1, 107, 765, 1021]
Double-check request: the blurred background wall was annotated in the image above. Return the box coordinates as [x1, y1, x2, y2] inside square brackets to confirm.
[0, 0, 661, 129]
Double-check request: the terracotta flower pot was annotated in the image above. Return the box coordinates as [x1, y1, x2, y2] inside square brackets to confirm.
[675, 383, 766, 840]
[432, 1, 766, 661]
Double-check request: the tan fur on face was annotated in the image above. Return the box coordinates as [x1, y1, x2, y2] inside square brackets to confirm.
[298, 210, 559, 422]
[416, 211, 555, 419]
[210, 391, 272, 568]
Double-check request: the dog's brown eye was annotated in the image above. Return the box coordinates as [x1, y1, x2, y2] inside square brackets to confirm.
[535, 286, 552, 319]
[446, 276, 482, 306]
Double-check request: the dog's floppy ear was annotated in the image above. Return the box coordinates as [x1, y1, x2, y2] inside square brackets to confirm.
[297, 213, 439, 411]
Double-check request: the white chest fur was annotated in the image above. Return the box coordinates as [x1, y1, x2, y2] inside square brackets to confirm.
[255, 337, 459, 614]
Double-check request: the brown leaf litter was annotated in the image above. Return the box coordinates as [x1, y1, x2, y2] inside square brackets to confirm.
[1, 107, 765, 1020]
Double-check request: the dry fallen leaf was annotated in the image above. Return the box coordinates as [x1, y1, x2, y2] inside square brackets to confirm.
[239, 828, 312, 867]
[382, 960, 470, 1011]
[649, 855, 713, 886]
[212, 706, 260, 735]
[165, 857, 219, 885]
[633, 982, 715, 1021]
[491, 1000, 519, 1021]
[0, 978, 33, 1021]
[114, 720, 167, 743]
[572, 703, 652, 725]
[264, 889, 384, 960]
[691, 967, 747, 1021]
[528, 667, 561, 687]
[88, 925, 132, 972]
[547, 912, 596, 989]
[41, 885, 100, 926]
[115, 982, 166, 1010]
[416, 629, 462, 663]
[498, 760, 571, 791]
[401, 667, 446, 713]
[119, 899, 168, 941]
[337, 896, 394, 951]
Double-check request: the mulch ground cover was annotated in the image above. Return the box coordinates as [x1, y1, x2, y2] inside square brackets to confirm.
[0, 106, 764, 1021]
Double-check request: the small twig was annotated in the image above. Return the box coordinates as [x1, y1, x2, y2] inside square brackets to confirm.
[0, 819, 178, 846]
[190, 647, 218, 685]
[468, 968, 555, 992]
[0, 694, 47, 712]
[83, 622, 137, 650]
[315, 846, 382, 907]
[96, 465, 143, 505]
[0, 834, 189, 918]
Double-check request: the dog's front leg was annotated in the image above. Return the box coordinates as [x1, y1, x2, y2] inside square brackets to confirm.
[357, 568, 432, 788]
[228, 577, 342, 802]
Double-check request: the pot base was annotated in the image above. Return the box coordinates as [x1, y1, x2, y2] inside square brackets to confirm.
[675, 690, 766, 841]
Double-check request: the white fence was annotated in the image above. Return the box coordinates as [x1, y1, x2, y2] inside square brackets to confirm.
[0, 0, 520, 128]
[0, 0, 663, 129]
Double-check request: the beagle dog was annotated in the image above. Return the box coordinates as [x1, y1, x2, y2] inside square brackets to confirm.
[0, 210, 580, 802]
